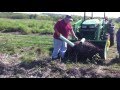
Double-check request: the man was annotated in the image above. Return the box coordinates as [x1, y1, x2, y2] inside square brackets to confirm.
[52, 15, 78, 60]
[103, 17, 109, 24]
[116, 28, 120, 59]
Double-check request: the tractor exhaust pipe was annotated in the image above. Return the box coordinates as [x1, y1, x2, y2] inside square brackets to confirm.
[84, 12, 86, 21]
[104, 12, 106, 19]
[91, 12, 93, 19]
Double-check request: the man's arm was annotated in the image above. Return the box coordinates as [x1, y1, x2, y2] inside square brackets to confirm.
[54, 21, 61, 37]
[54, 27, 60, 37]
[70, 29, 78, 40]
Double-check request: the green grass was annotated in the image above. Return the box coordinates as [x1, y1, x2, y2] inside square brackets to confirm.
[0, 18, 78, 35]
[0, 18, 55, 34]
[0, 33, 53, 61]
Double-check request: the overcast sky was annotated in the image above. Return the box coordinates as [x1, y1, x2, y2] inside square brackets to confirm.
[15, 12, 120, 18]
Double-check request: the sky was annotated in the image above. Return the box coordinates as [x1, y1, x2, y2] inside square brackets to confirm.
[15, 12, 120, 18]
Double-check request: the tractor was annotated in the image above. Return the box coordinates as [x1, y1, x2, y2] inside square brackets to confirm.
[65, 12, 115, 61]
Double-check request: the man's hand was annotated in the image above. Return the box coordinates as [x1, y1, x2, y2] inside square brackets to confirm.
[74, 36, 78, 40]
[70, 29, 78, 40]
[56, 31, 60, 36]
[55, 28, 60, 37]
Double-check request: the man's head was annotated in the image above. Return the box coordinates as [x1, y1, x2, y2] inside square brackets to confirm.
[105, 17, 108, 21]
[64, 15, 73, 24]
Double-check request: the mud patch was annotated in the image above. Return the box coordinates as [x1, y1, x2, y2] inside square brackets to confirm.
[0, 58, 120, 78]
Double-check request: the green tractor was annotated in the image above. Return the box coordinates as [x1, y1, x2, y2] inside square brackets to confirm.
[70, 12, 115, 60]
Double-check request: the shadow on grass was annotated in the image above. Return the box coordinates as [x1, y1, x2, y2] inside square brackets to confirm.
[17, 57, 119, 70]
[49, 47, 53, 56]
[62, 58, 105, 66]
[106, 57, 120, 66]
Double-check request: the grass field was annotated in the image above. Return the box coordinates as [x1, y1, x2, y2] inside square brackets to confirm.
[0, 33, 53, 62]
[0, 32, 120, 78]
[0, 18, 119, 63]
[0, 18, 120, 78]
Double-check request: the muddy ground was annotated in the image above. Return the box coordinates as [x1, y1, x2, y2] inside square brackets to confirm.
[0, 46, 120, 78]
[0, 58, 120, 78]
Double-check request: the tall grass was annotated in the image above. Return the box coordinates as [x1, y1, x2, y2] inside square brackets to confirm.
[0, 18, 55, 34]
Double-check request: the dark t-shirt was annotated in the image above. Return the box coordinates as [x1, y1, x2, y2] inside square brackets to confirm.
[53, 19, 72, 40]
[116, 29, 120, 45]
[116, 29, 120, 53]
